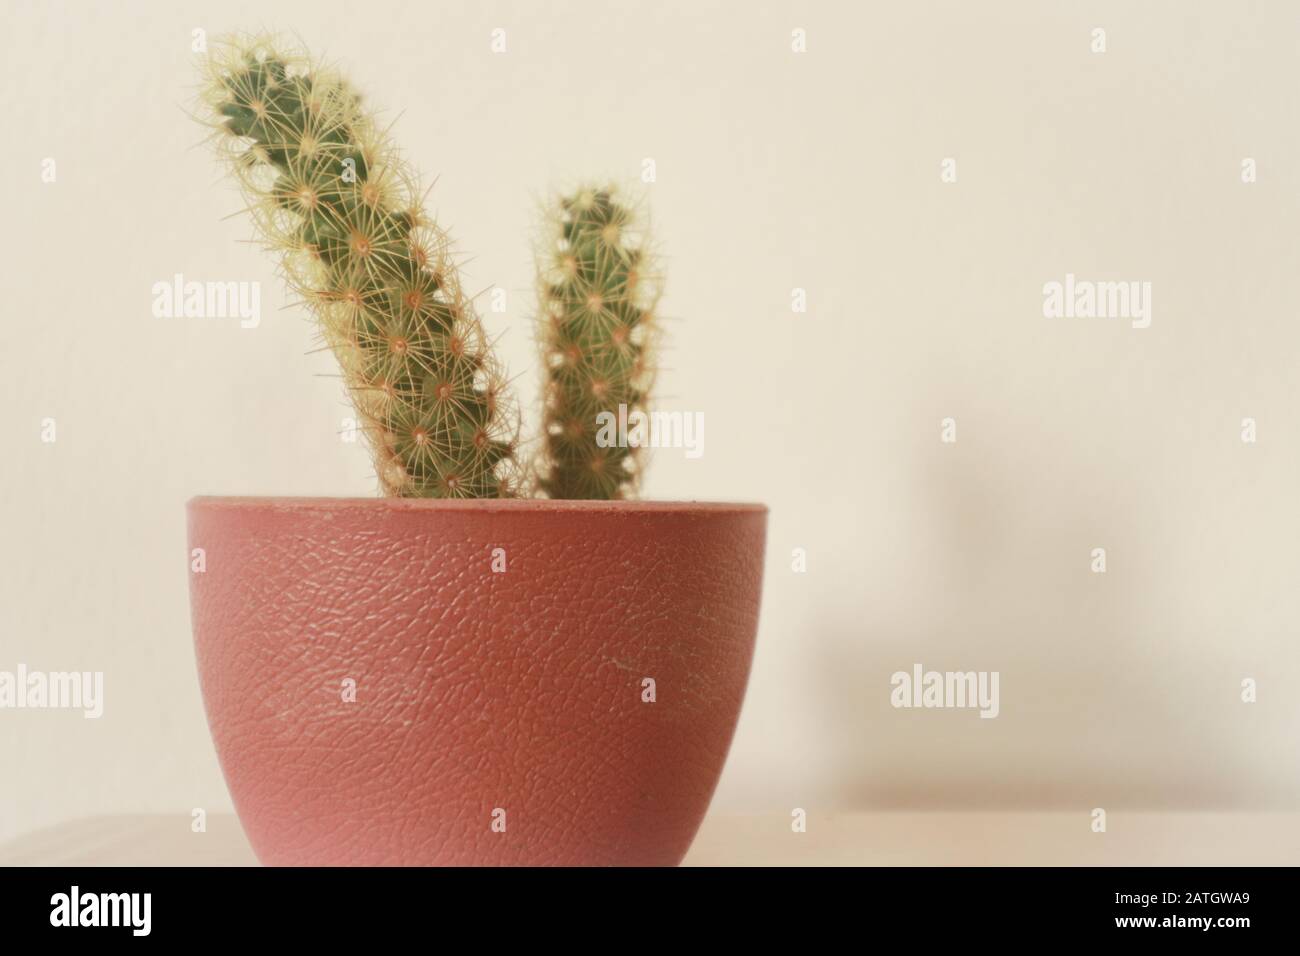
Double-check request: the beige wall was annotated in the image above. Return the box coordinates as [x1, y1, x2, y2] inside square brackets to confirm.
[3, 0, 1298, 844]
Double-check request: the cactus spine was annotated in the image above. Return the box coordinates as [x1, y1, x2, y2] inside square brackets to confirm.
[199, 37, 518, 497]
[537, 187, 660, 499]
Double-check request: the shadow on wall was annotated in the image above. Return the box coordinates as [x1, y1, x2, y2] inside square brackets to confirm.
[809, 431, 1277, 811]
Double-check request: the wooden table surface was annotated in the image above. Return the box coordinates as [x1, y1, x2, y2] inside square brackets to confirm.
[2, 811, 1296, 866]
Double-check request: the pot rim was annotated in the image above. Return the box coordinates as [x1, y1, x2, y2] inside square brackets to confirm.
[188, 495, 767, 515]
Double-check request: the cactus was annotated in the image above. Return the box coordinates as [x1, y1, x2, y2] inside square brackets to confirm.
[536, 187, 660, 499]
[197, 36, 519, 497]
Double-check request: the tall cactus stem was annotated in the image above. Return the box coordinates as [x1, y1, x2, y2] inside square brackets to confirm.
[198, 35, 519, 498]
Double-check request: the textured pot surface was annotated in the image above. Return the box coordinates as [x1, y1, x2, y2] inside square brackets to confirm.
[187, 497, 766, 866]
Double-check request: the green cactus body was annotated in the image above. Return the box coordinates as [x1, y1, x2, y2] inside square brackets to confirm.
[200, 38, 518, 497]
[537, 188, 659, 499]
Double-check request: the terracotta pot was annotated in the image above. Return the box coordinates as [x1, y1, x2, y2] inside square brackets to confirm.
[186, 497, 766, 866]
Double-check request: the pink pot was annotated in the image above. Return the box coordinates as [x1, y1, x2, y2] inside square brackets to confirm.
[186, 497, 766, 866]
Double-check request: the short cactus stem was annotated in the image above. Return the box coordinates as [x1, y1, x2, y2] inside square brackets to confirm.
[536, 187, 660, 499]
